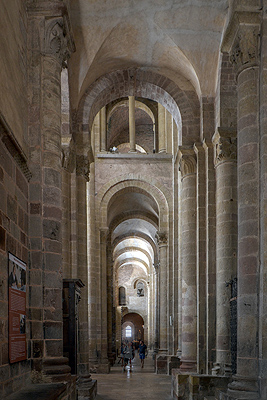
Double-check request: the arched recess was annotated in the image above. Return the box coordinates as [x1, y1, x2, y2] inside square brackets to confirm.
[76, 68, 200, 149]
[107, 98, 155, 125]
[96, 175, 171, 232]
[122, 313, 145, 343]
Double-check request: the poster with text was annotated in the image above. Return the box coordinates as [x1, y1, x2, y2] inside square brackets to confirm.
[8, 252, 27, 363]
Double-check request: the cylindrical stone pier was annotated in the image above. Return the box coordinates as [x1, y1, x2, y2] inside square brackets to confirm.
[178, 148, 197, 372]
[156, 232, 168, 353]
[222, 13, 261, 399]
[212, 129, 237, 376]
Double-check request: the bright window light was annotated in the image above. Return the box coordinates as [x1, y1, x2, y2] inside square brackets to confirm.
[125, 326, 132, 337]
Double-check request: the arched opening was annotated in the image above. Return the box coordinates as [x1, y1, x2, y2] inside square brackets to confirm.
[122, 313, 144, 345]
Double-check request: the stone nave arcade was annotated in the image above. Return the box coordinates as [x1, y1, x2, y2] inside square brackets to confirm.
[0, 1, 267, 399]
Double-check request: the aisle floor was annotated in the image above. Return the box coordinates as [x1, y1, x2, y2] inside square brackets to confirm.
[94, 352, 173, 400]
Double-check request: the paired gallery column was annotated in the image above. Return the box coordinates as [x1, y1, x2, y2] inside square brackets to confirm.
[222, 10, 261, 398]
[158, 103, 166, 153]
[156, 232, 168, 353]
[129, 96, 136, 152]
[212, 129, 237, 376]
[100, 106, 107, 152]
[178, 147, 197, 372]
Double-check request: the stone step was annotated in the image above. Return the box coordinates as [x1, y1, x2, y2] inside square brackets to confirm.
[6, 383, 66, 400]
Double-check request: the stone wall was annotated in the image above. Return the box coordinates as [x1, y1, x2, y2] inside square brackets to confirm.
[0, 123, 31, 397]
[0, 2, 28, 151]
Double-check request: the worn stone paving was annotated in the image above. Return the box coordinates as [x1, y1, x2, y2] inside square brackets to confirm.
[94, 352, 172, 400]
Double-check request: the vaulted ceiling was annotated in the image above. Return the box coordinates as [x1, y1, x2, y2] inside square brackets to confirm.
[68, 0, 229, 108]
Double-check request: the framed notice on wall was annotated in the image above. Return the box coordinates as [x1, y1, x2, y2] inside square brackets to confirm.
[8, 252, 27, 363]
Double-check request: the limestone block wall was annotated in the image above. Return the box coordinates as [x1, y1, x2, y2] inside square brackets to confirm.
[0, 2, 28, 151]
[94, 154, 173, 195]
[0, 129, 31, 397]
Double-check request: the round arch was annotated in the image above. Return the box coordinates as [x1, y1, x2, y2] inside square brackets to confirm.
[76, 68, 200, 148]
[96, 176, 171, 233]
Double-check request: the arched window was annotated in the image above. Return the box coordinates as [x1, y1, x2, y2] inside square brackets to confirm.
[125, 325, 132, 338]
[137, 281, 144, 297]
[119, 286, 126, 305]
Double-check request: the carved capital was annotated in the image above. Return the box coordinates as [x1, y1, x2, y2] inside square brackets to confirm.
[44, 17, 74, 66]
[221, 11, 261, 74]
[27, 2, 75, 67]
[76, 155, 90, 181]
[100, 227, 109, 242]
[61, 138, 75, 172]
[178, 147, 196, 178]
[155, 231, 168, 246]
[212, 128, 237, 166]
[230, 25, 260, 71]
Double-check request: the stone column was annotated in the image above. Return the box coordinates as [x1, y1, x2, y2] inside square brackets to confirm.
[203, 140, 216, 374]
[27, 2, 75, 379]
[129, 96, 136, 153]
[178, 147, 197, 372]
[194, 143, 207, 374]
[158, 103, 166, 153]
[154, 263, 159, 352]
[76, 156, 90, 375]
[100, 106, 107, 152]
[99, 227, 110, 372]
[212, 129, 237, 376]
[222, 10, 260, 398]
[156, 232, 168, 353]
[166, 111, 173, 154]
[87, 161, 98, 369]
[61, 139, 76, 280]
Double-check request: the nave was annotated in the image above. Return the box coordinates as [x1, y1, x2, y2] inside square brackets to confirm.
[94, 353, 172, 400]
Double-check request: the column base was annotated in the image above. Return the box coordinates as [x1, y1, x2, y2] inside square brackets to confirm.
[77, 374, 97, 400]
[158, 348, 168, 355]
[227, 375, 259, 399]
[212, 362, 232, 377]
[42, 357, 71, 382]
[179, 358, 197, 373]
[156, 354, 168, 374]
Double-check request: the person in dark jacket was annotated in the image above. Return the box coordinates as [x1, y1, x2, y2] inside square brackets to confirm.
[138, 340, 147, 368]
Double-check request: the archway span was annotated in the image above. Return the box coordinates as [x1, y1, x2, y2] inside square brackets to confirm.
[76, 68, 200, 147]
[96, 175, 170, 232]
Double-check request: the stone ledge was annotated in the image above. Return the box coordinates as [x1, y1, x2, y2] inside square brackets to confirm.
[96, 153, 173, 162]
[5, 383, 67, 400]
[171, 370, 231, 400]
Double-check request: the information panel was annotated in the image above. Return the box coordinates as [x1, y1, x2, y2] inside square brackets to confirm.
[8, 252, 27, 363]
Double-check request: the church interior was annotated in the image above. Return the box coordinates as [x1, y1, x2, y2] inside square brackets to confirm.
[0, 0, 267, 399]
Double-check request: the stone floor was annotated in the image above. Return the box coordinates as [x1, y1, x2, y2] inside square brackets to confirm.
[94, 352, 173, 400]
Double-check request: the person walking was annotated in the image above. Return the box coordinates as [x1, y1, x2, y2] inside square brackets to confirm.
[138, 340, 147, 368]
[123, 342, 134, 371]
